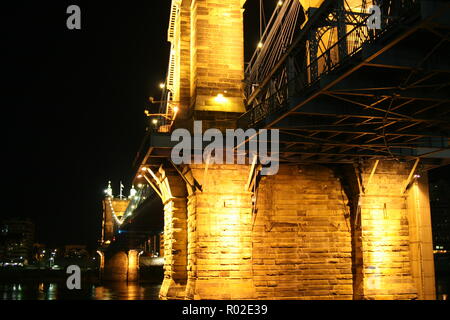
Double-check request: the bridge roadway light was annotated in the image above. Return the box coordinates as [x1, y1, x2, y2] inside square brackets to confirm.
[257, 42, 263, 49]
[214, 93, 227, 104]
[159, 83, 165, 89]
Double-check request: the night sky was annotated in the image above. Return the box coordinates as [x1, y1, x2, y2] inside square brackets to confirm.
[2, 1, 270, 247]
[3, 1, 170, 247]
[2, 1, 448, 248]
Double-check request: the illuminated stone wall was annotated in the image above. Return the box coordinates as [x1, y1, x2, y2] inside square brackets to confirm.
[158, 168, 189, 300]
[156, 162, 434, 300]
[176, 0, 191, 117]
[406, 173, 436, 300]
[190, 0, 246, 113]
[127, 250, 140, 282]
[353, 160, 429, 300]
[103, 250, 140, 282]
[253, 165, 353, 300]
[168, 0, 246, 115]
[103, 251, 128, 281]
[185, 164, 256, 299]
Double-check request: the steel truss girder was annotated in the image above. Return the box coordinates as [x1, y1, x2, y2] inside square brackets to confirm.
[238, 1, 450, 164]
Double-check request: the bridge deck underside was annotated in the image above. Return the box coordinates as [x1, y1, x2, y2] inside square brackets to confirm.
[243, 9, 450, 167]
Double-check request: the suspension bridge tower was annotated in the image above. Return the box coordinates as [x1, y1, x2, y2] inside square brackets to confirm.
[99, 182, 141, 282]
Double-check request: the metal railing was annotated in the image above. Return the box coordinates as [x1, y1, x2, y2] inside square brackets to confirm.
[239, 0, 421, 128]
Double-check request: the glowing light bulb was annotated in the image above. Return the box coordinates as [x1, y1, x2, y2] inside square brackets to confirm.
[278, 1, 283, 6]
[173, 106, 179, 113]
[214, 93, 227, 103]
[258, 42, 263, 48]
[159, 83, 165, 89]
[152, 119, 158, 125]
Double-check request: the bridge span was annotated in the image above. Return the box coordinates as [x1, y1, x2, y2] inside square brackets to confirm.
[100, 0, 450, 300]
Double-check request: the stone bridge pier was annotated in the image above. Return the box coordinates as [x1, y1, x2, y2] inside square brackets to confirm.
[153, 160, 435, 300]
[157, 164, 256, 300]
[102, 250, 141, 282]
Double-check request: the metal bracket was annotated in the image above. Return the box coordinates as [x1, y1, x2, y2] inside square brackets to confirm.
[402, 158, 420, 194]
[365, 159, 380, 193]
[245, 154, 259, 192]
[169, 160, 203, 192]
[142, 173, 163, 200]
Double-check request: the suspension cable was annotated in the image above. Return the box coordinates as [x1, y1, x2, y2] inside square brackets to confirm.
[247, 0, 302, 90]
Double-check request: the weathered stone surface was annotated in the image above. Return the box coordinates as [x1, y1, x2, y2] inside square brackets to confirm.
[354, 160, 419, 300]
[103, 251, 128, 282]
[103, 250, 140, 282]
[185, 164, 256, 299]
[252, 165, 353, 300]
[154, 161, 434, 300]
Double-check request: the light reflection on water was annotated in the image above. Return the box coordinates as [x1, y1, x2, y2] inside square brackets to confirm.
[0, 282, 161, 300]
[1, 281, 447, 300]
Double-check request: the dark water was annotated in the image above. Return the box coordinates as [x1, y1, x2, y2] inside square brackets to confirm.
[0, 281, 161, 300]
[0, 276, 447, 300]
